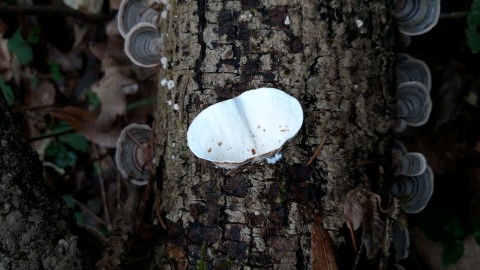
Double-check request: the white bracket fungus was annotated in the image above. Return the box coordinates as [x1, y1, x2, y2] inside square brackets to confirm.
[392, 166, 434, 213]
[394, 0, 440, 36]
[396, 53, 431, 92]
[118, 0, 160, 38]
[393, 152, 427, 176]
[115, 123, 154, 185]
[187, 87, 303, 169]
[391, 141, 434, 214]
[392, 221, 410, 262]
[392, 81, 432, 132]
[124, 22, 164, 67]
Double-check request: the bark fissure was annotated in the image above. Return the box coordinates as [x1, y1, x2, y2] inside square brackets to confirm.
[194, 0, 207, 94]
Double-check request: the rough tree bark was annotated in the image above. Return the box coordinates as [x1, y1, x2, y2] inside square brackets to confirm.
[0, 0, 395, 269]
[154, 0, 395, 269]
[0, 97, 88, 268]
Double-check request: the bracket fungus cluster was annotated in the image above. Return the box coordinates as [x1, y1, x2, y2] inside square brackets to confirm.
[394, 0, 441, 36]
[393, 54, 432, 132]
[396, 53, 431, 91]
[125, 22, 164, 67]
[115, 123, 154, 185]
[118, 0, 160, 38]
[392, 141, 434, 214]
[117, 0, 168, 67]
[187, 87, 303, 169]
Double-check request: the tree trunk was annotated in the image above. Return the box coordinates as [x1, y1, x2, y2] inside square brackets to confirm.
[154, 0, 395, 269]
[0, 0, 395, 269]
[0, 98, 88, 269]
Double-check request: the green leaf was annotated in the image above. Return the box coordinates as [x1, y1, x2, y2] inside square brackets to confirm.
[62, 195, 76, 208]
[48, 60, 64, 81]
[0, 77, 14, 105]
[7, 28, 33, 65]
[442, 239, 464, 267]
[27, 25, 41, 44]
[84, 89, 101, 109]
[74, 211, 85, 224]
[46, 143, 77, 168]
[61, 133, 88, 152]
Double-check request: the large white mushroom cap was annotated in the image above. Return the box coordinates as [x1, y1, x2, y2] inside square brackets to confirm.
[187, 87, 303, 169]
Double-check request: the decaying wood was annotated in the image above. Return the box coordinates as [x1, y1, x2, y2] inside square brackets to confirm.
[154, 0, 395, 269]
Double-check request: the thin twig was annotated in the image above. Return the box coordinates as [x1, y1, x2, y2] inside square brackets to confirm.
[0, 5, 111, 23]
[92, 145, 112, 229]
[27, 128, 74, 142]
[307, 134, 329, 166]
[439, 11, 468, 20]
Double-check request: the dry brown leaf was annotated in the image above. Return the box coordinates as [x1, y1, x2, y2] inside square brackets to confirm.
[92, 66, 139, 129]
[0, 19, 13, 81]
[344, 187, 386, 260]
[25, 80, 56, 155]
[48, 106, 120, 148]
[311, 215, 338, 270]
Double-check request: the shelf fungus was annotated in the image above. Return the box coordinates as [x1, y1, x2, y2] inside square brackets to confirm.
[118, 0, 160, 38]
[394, 0, 440, 36]
[397, 53, 431, 92]
[124, 22, 163, 67]
[187, 87, 303, 169]
[393, 151, 427, 176]
[392, 166, 434, 213]
[115, 123, 154, 185]
[392, 220, 410, 262]
[392, 81, 432, 132]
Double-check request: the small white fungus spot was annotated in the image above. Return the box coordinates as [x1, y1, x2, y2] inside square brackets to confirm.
[284, 15, 291, 25]
[266, 153, 283, 164]
[171, 155, 175, 160]
[167, 80, 175, 89]
[173, 104, 180, 111]
[161, 10, 168, 20]
[161, 57, 168, 69]
[355, 19, 364, 28]
[167, 100, 173, 106]
[172, 143, 176, 147]
[353, 84, 358, 90]
[161, 79, 168, 86]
